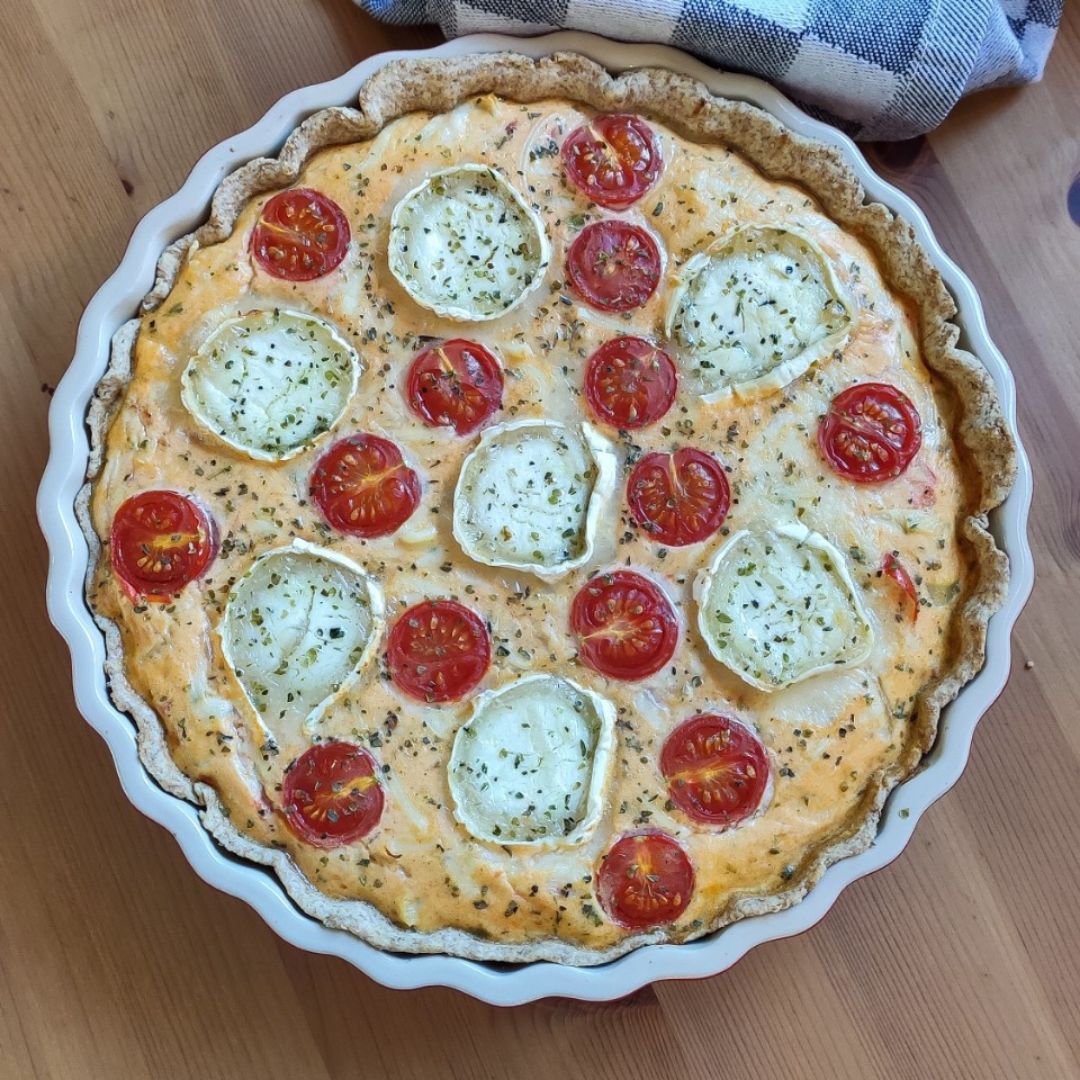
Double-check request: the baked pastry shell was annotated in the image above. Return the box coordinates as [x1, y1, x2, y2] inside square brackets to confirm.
[51, 40, 1024, 987]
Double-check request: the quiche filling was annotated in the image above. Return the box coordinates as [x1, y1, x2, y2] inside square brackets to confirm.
[85, 72, 1009, 964]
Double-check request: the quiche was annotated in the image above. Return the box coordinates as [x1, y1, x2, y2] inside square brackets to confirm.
[79, 52, 1016, 965]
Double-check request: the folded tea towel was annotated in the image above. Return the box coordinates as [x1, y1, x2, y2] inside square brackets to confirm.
[355, 0, 1062, 139]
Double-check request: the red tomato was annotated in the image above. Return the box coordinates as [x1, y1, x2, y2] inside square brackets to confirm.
[818, 382, 922, 483]
[110, 490, 217, 603]
[627, 448, 730, 547]
[660, 714, 770, 828]
[570, 570, 678, 680]
[282, 742, 383, 848]
[310, 434, 421, 538]
[584, 337, 677, 429]
[597, 831, 694, 929]
[405, 339, 503, 435]
[561, 114, 663, 209]
[566, 221, 661, 313]
[882, 552, 919, 621]
[251, 188, 350, 281]
[387, 599, 491, 704]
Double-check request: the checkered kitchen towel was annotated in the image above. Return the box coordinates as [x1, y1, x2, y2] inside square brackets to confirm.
[356, 0, 1062, 139]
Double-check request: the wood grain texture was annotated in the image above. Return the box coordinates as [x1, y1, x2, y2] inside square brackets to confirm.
[4, 1, 1077, 1076]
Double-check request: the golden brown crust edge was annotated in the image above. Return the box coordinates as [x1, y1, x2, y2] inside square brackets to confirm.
[78, 51, 1017, 967]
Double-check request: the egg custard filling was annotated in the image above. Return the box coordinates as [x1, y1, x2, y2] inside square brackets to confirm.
[82, 54, 1013, 965]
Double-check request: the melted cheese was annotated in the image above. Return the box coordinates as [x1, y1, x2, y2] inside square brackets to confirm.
[696, 523, 874, 691]
[181, 309, 359, 461]
[388, 164, 550, 321]
[220, 541, 383, 743]
[448, 675, 615, 846]
[452, 420, 616, 579]
[666, 225, 852, 403]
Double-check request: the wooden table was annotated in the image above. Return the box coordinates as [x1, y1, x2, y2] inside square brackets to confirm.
[4, 1, 1077, 1076]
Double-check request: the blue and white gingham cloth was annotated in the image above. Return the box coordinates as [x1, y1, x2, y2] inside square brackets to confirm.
[356, 0, 1062, 139]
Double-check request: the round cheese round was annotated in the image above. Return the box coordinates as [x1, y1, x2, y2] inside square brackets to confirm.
[448, 674, 615, 847]
[220, 540, 383, 741]
[452, 419, 616, 580]
[666, 225, 852, 403]
[695, 522, 874, 691]
[181, 309, 359, 461]
[388, 164, 550, 321]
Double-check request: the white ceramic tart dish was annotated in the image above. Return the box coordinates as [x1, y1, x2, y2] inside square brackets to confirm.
[39, 33, 1033, 1005]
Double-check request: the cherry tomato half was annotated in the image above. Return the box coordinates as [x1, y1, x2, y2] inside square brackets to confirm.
[561, 114, 663, 210]
[597, 831, 694, 930]
[818, 382, 922, 483]
[251, 188, 350, 281]
[110, 490, 217, 603]
[882, 552, 919, 621]
[627, 448, 730, 547]
[566, 221, 661, 313]
[282, 742, 384, 847]
[405, 339, 503, 436]
[386, 599, 491, 704]
[660, 714, 770, 828]
[584, 337, 676, 430]
[310, 434, 421, 539]
[570, 570, 678, 681]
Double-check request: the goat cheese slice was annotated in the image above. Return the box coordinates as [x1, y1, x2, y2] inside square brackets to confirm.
[388, 164, 550, 321]
[181, 309, 359, 461]
[695, 522, 874, 691]
[220, 540, 383, 740]
[666, 225, 852, 403]
[449, 675, 615, 847]
[452, 419, 616, 580]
